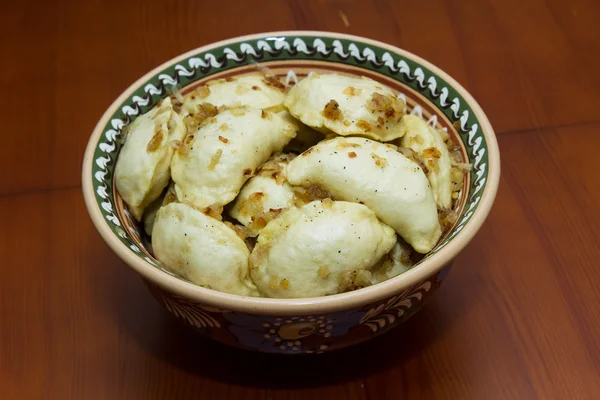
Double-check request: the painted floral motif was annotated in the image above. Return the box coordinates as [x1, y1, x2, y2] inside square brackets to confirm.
[360, 280, 432, 333]
[158, 293, 222, 330]
[223, 308, 365, 354]
[146, 277, 445, 353]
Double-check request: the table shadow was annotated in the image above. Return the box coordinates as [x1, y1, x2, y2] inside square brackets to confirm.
[87, 241, 470, 389]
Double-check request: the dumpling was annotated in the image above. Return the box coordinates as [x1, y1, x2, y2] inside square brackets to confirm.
[370, 239, 414, 284]
[152, 203, 260, 296]
[229, 155, 296, 234]
[115, 97, 186, 220]
[250, 200, 397, 298]
[400, 115, 453, 210]
[284, 73, 405, 142]
[286, 137, 441, 253]
[171, 107, 298, 211]
[180, 74, 287, 116]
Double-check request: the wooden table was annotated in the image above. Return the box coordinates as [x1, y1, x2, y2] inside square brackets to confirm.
[2, 0, 600, 398]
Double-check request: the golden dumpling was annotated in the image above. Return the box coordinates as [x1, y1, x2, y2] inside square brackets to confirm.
[152, 203, 260, 296]
[171, 107, 298, 211]
[286, 137, 441, 253]
[250, 200, 397, 298]
[229, 155, 296, 234]
[400, 115, 453, 210]
[370, 239, 414, 284]
[180, 74, 287, 116]
[115, 97, 186, 220]
[284, 73, 405, 142]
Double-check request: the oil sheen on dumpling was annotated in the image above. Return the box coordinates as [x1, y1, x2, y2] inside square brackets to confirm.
[286, 137, 441, 253]
[284, 73, 405, 142]
[180, 74, 287, 116]
[229, 155, 296, 234]
[152, 203, 260, 296]
[249, 200, 397, 298]
[115, 97, 186, 220]
[171, 107, 298, 211]
[400, 115, 453, 210]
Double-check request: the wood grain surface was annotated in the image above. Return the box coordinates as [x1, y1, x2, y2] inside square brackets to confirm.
[1, 0, 599, 399]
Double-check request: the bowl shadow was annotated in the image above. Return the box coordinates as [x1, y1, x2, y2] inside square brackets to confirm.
[143, 302, 443, 388]
[96, 277, 464, 389]
[86, 231, 470, 389]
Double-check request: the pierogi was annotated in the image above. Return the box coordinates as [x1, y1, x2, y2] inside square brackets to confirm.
[370, 239, 414, 284]
[115, 97, 186, 220]
[249, 200, 397, 298]
[229, 155, 296, 234]
[286, 137, 441, 253]
[400, 115, 453, 210]
[152, 203, 260, 296]
[284, 73, 405, 142]
[114, 71, 468, 299]
[171, 107, 298, 211]
[180, 74, 287, 116]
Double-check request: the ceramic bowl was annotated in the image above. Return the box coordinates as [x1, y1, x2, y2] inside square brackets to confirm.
[82, 31, 500, 354]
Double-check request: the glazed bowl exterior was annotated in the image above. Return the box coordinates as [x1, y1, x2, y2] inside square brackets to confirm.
[82, 31, 500, 354]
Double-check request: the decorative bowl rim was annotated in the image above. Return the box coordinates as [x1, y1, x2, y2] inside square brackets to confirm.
[82, 30, 500, 315]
